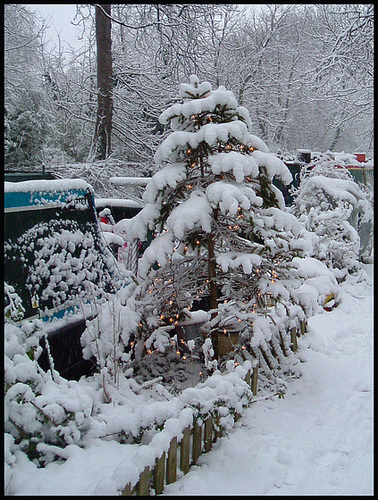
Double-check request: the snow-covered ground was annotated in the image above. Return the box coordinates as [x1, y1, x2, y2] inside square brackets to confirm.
[163, 264, 374, 496]
[5, 265, 373, 496]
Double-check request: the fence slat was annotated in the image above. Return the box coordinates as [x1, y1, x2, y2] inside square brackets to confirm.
[213, 412, 223, 442]
[290, 327, 298, 352]
[192, 419, 202, 464]
[245, 369, 251, 387]
[300, 320, 307, 336]
[166, 436, 177, 484]
[252, 364, 258, 396]
[279, 330, 290, 357]
[180, 426, 191, 475]
[153, 452, 166, 495]
[121, 483, 132, 496]
[204, 415, 213, 452]
[137, 466, 150, 496]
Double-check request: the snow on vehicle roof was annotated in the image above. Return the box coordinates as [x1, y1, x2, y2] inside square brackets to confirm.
[4, 178, 92, 193]
[95, 198, 143, 208]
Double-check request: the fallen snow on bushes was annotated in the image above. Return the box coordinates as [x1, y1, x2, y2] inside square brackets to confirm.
[5, 265, 372, 495]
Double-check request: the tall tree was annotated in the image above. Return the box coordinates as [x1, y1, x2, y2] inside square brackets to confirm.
[91, 4, 113, 160]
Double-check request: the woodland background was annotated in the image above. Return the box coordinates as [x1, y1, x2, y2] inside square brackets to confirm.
[4, 4, 374, 192]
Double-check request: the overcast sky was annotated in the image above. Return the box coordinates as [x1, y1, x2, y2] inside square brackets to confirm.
[27, 4, 85, 52]
[27, 4, 258, 53]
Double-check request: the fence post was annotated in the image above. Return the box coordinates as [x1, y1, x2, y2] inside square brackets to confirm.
[180, 426, 191, 475]
[192, 419, 202, 464]
[166, 436, 178, 485]
[153, 452, 166, 495]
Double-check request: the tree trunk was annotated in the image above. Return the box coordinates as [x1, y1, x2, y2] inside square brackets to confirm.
[208, 211, 219, 357]
[93, 4, 113, 160]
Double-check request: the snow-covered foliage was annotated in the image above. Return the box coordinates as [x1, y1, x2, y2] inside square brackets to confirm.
[291, 154, 373, 280]
[4, 320, 96, 467]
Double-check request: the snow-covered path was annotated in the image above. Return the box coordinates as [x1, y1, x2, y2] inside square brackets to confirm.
[163, 265, 373, 496]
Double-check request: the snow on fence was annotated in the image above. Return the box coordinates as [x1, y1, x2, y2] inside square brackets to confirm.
[120, 319, 307, 496]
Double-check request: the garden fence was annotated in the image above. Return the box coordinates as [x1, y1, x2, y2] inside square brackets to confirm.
[120, 319, 307, 496]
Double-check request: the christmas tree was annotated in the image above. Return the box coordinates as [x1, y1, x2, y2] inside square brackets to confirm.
[123, 75, 318, 363]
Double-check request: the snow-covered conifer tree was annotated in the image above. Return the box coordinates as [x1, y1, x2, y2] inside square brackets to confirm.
[122, 75, 316, 360]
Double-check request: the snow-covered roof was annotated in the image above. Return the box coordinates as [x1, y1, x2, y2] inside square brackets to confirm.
[4, 178, 91, 193]
[95, 198, 143, 208]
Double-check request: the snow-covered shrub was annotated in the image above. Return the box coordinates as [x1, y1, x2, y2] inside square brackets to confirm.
[80, 284, 139, 392]
[292, 154, 373, 280]
[4, 321, 95, 466]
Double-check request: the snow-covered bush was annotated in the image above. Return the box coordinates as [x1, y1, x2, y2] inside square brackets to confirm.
[80, 284, 139, 392]
[292, 154, 373, 280]
[4, 321, 95, 467]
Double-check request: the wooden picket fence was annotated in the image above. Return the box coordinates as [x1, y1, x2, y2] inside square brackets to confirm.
[121, 319, 307, 496]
